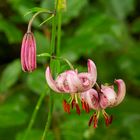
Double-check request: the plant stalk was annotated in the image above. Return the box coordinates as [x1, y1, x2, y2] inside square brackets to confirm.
[22, 92, 46, 140]
[41, 0, 62, 139]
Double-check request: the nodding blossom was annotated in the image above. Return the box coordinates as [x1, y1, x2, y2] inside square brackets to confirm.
[80, 79, 126, 128]
[21, 32, 36, 72]
[45, 59, 97, 115]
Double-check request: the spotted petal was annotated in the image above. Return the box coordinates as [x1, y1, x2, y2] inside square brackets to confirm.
[80, 89, 99, 110]
[100, 85, 117, 109]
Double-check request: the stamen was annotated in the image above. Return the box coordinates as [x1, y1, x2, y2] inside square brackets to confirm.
[81, 99, 90, 113]
[85, 103, 90, 113]
[109, 115, 113, 124]
[71, 99, 76, 109]
[93, 112, 98, 128]
[76, 103, 81, 115]
[102, 110, 113, 126]
[66, 103, 71, 114]
[62, 100, 70, 114]
[63, 100, 67, 112]
[81, 99, 86, 110]
[88, 115, 93, 126]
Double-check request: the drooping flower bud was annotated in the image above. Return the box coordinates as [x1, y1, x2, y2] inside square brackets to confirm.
[21, 32, 36, 72]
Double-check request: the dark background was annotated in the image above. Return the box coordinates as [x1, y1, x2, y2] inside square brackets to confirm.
[0, 0, 140, 140]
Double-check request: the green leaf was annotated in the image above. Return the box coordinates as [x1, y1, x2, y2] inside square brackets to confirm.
[123, 114, 140, 140]
[27, 69, 47, 94]
[37, 53, 51, 57]
[131, 18, 140, 33]
[4, 92, 29, 109]
[61, 13, 122, 61]
[34, 31, 50, 54]
[24, 7, 52, 16]
[0, 110, 27, 128]
[62, 0, 87, 24]
[0, 17, 22, 43]
[0, 59, 21, 93]
[41, 0, 87, 24]
[16, 129, 54, 140]
[0, 103, 27, 128]
[60, 111, 91, 140]
[103, 0, 134, 20]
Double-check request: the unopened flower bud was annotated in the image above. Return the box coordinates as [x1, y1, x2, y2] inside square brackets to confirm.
[21, 32, 36, 72]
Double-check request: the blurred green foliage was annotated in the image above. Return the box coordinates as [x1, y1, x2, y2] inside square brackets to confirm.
[0, 0, 140, 140]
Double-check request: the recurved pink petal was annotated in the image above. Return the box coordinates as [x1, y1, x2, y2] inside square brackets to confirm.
[114, 79, 126, 106]
[45, 67, 61, 93]
[87, 59, 97, 85]
[80, 89, 99, 110]
[55, 73, 67, 92]
[78, 73, 92, 91]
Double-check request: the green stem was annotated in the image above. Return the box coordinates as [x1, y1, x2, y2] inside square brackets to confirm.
[41, 91, 53, 140]
[37, 53, 74, 70]
[22, 92, 46, 140]
[56, 9, 62, 56]
[50, 13, 57, 54]
[41, 0, 59, 139]
[27, 10, 53, 33]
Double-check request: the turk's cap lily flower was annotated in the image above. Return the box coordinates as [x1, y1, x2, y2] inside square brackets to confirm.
[45, 59, 97, 93]
[80, 79, 126, 128]
[45, 59, 97, 115]
[21, 32, 36, 72]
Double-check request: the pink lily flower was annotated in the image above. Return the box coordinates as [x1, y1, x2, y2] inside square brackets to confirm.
[45, 59, 97, 114]
[21, 32, 36, 72]
[80, 79, 126, 128]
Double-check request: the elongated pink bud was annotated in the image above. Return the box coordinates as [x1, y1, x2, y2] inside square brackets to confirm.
[114, 79, 126, 106]
[21, 32, 36, 72]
